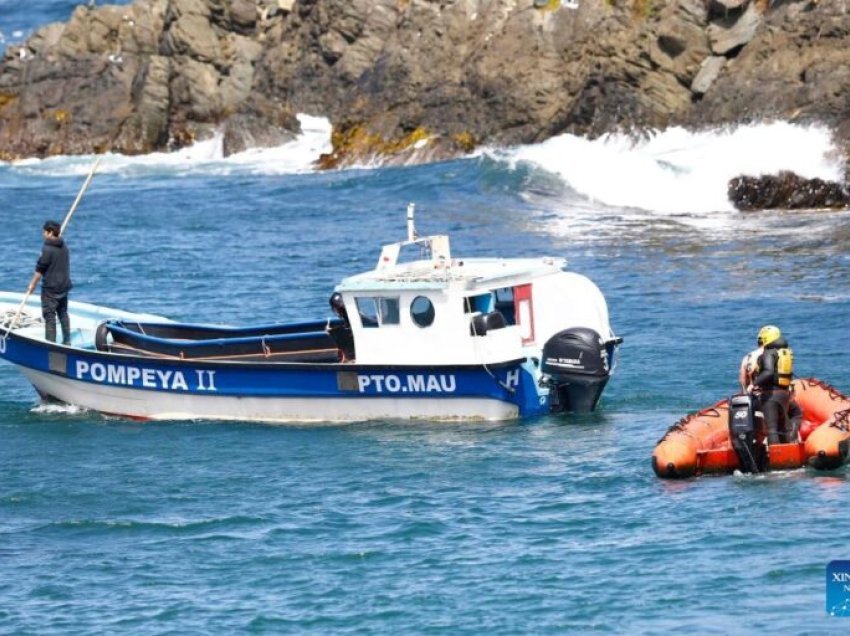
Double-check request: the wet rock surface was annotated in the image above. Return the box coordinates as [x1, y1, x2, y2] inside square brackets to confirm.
[0, 0, 847, 204]
[728, 171, 850, 211]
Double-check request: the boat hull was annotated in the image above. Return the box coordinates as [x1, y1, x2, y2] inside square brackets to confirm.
[1, 328, 541, 422]
[652, 378, 850, 478]
[21, 367, 519, 422]
[0, 290, 616, 423]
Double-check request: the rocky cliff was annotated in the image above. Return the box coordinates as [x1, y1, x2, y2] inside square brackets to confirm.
[0, 0, 845, 176]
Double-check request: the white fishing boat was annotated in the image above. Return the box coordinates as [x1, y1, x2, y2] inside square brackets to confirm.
[0, 205, 620, 422]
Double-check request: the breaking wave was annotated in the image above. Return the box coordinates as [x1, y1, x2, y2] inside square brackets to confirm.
[5, 114, 333, 178]
[3, 115, 846, 234]
[491, 121, 845, 215]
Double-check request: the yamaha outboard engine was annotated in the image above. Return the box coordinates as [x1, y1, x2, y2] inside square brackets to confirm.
[728, 394, 767, 473]
[541, 327, 612, 413]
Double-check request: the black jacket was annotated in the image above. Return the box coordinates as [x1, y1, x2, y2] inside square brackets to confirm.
[752, 337, 789, 391]
[36, 237, 72, 296]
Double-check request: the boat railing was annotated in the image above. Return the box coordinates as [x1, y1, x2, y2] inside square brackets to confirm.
[97, 319, 344, 362]
[111, 318, 336, 340]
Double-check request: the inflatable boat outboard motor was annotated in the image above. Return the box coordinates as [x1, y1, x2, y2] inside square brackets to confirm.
[541, 327, 613, 413]
[728, 393, 767, 473]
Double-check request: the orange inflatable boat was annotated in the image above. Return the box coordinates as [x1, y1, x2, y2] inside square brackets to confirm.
[652, 378, 850, 479]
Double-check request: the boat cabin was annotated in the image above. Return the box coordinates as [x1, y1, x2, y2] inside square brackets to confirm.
[332, 224, 612, 367]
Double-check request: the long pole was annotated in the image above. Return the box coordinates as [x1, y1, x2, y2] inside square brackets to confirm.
[60, 156, 101, 237]
[3, 156, 101, 336]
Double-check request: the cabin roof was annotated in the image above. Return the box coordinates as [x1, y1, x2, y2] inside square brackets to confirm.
[336, 255, 567, 293]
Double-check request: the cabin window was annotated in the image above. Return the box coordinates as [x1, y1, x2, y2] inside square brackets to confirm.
[494, 287, 516, 325]
[355, 297, 400, 328]
[379, 297, 400, 325]
[518, 301, 532, 339]
[463, 293, 494, 314]
[514, 284, 535, 345]
[356, 298, 379, 328]
[410, 296, 435, 328]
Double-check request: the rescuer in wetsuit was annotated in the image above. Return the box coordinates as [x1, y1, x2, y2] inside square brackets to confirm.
[745, 325, 802, 444]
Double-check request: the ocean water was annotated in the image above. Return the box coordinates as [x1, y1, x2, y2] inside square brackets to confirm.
[3, 6, 850, 634]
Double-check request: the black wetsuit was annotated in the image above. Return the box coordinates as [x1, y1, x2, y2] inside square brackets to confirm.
[752, 337, 799, 443]
[35, 237, 73, 344]
[328, 293, 355, 361]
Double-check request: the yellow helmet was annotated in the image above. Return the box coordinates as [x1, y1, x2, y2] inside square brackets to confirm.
[757, 325, 781, 347]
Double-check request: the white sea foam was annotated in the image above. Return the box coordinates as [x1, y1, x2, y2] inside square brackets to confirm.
[8, 114, 333, 178]
[32, 402, 88, 416]
[5, 117, 845, 224]
[491, 121, 845, 214]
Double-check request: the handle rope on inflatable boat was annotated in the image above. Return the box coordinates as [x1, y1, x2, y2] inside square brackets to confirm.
[797, 377, 849, 402]
[830, 408, 850, 433]
[798, 378, 850, 432]
[655, 401, 725, 445]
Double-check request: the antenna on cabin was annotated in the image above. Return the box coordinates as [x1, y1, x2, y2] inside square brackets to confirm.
[406, 202, 417, 242]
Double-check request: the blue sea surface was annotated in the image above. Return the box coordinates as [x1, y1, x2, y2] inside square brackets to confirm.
[2, 6, 850, 632]
[2, 154, 849, 633]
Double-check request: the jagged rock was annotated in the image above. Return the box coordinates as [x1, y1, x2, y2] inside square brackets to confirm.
[708, 0, 750, 16]
[1, 0, 850, 170]
[649, 0, 711, 87]
[707, 0, 763, 55]
[221, 94, 298, 155]
[112, 55, 171, 153]
[163, 12, 222, 62]
[169, 0, 211, 20]
[728, 171, 850, 211]
[691, 56, 726, 95]
[686, 0, 850, 180]
[27, 23, 65, 56]
[219, 35, 263, 111]
[229, 0, 259, 33]
[171, 58, 221, 120]
[0, 0, 299, 159]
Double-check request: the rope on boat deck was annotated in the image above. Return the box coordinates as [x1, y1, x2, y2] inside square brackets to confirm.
[0, 309, 42, 329]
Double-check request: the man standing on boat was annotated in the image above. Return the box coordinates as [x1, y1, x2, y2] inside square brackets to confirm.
[743, 325, 801, 444]
[26, 220, 73, 345]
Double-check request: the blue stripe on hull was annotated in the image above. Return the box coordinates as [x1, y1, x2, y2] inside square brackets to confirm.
[0, 333, 549, 419]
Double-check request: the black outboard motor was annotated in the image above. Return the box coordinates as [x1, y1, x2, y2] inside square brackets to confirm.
[728, 394, 767, 473]
[541, 327, 612, 413]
